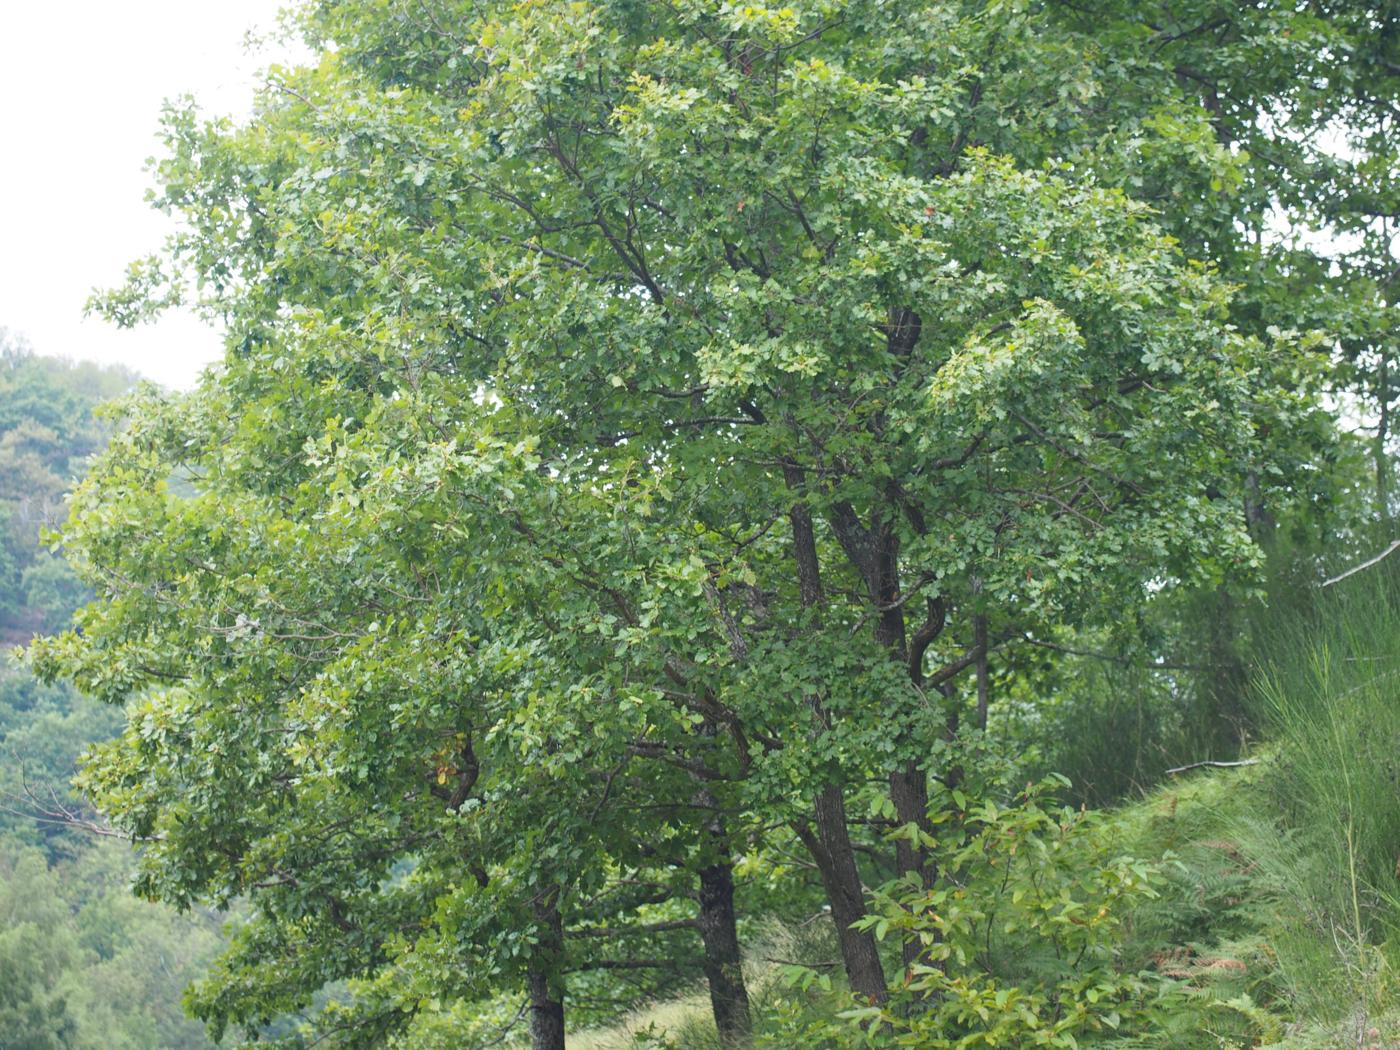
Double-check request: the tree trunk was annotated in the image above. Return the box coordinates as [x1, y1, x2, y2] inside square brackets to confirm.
[698, 858, 753, 1045]
[944, 701, 962, 794]
[783, 464, 889, 1004]
[835, 497, 937, 896]
[692, 780, 753, 1046]
[528, 894, 566, 1050]
[888, 765, 929, 879]
[889, 761, 935, 977]
[974, 612, 989, 732]
[794, 787, 889, 1003]
[1243, 468, 1275, 546]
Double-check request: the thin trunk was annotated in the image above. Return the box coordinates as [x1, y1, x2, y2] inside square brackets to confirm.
[698, 858, 753, 1045]
[889, 761, 934, 978]
[944, 702, 962, 794]
[783, 463, 889, 1004]
[1243, 468, 1275, 547]
[974, 613, 989, 733]
[528, 894, 566, 1050]
[873, 323, 940, 902]
[1378, 353, 1392, 523]
[873, 554, 932, 895]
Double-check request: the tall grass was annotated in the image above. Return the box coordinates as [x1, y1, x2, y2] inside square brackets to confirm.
[1249, 553, 1400, 1034]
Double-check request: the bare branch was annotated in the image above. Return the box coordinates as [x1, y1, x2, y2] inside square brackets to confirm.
[1321, 540, 1400, 588]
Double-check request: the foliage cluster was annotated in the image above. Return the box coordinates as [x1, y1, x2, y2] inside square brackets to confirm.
[854, 778, 1169, 1047]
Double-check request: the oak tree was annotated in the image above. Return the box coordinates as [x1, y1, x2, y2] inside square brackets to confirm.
[35, 0, 1344, 1045]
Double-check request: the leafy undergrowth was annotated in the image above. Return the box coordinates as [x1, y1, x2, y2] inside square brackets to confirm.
[562, 760, 1400, 1049]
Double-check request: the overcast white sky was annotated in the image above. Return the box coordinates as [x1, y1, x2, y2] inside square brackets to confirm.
[0, 1, 300, 389]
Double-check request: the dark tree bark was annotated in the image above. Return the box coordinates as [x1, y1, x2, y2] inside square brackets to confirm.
[697, 857, 753, 1045]
[1243, 468, 1276, 546]
[690, 772, 753, 1046]
[888, 757, 933, 976]
[528, 893, 566, 1050]
[794, 797, 889, 1004]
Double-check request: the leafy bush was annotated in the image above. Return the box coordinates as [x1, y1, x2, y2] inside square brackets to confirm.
[862, 778, 1169, 1046]
[760, 778, 1176, 1048]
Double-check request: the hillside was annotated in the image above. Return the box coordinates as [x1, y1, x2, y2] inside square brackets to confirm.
[505, 558, 1400, 1047]
[555, 742, 1400, 1050]
[0, 337, 223, 1050]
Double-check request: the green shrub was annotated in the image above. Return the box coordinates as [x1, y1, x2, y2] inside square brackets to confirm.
[860, 778, 1169, 1046]
[758, 779, 1179, 1048]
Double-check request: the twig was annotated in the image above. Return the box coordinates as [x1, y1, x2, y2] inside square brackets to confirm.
[1336, 668, 1400, 700]
[565, 958, 688, 973]
[3, 772, 135, 840]
[1164, 759, 1260, 775]
[763, 957, 841, 969]
[571, 919, 699, 938]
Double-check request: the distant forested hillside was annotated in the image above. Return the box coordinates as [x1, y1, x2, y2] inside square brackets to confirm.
[0, 334, 222, 1050]
[0, 336, 136, 646]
